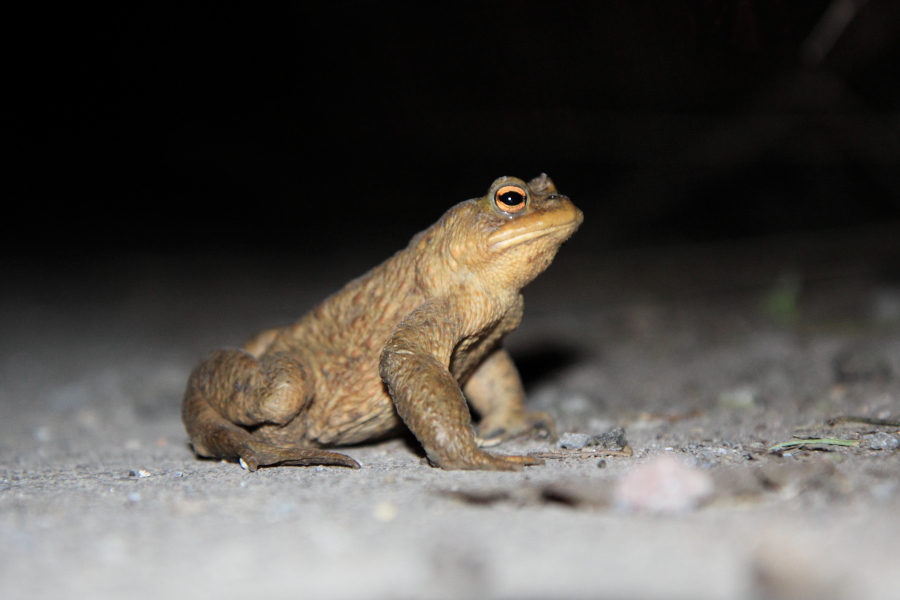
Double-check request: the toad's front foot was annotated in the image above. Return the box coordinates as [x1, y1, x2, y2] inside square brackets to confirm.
[475, 410, 556, 448]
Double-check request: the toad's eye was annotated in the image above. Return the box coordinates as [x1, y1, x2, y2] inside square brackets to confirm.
[495, 185, 527, 213]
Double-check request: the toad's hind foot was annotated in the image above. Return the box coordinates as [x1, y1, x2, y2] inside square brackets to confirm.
[238, 441, 361, 472]
[183, 392, 360, 471]
[183, 348, 359, 471]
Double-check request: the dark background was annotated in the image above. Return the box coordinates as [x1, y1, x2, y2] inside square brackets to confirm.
[8, 1, 900, 263]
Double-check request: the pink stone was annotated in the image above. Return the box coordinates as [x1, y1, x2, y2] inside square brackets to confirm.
[614, 455, 714, 513]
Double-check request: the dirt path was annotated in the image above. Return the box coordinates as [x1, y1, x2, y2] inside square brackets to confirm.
[2, 231, 899, 599]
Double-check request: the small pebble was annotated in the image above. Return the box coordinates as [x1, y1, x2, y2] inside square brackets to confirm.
[597, 459, 607, 469]
[239, 458, 249, 470]
[591, 427, 628, 450]
[558, 432, 592, 449]
[128, 493, 141, 502]
[718, 386, 757, 409]
[373, 502, 397, 522]
[863, 432, 900, 451]
[316, 466, 324, 472]
[614, 455, 714, 513]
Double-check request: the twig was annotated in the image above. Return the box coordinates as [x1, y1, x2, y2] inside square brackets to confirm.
[826, 416, 900, 428]
[768, 438, 858, 452]
[529, 445, 633, 460]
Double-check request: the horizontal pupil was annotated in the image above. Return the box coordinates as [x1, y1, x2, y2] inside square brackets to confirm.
[499, 192, 524, 206]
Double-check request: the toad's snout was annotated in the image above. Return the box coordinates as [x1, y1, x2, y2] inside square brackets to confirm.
[488, 197, 582, 250]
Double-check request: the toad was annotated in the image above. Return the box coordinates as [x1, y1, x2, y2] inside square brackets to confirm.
[182, 174, 582, 471]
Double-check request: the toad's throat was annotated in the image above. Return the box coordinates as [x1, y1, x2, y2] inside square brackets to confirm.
[488, 210, 581, 250]
[489, 223, 574, 250]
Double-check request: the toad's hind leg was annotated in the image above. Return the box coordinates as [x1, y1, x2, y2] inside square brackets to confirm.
[464, 348, 555, 448]
[182, 349, 360, 471]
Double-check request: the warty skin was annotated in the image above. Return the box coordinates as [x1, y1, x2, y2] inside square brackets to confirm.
[182, 174, 583, 471]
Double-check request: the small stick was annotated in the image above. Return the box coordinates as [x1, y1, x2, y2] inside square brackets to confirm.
[826, 416, 900, 428]
[529, 445, 633, 460]
[768, 438, 858, 452]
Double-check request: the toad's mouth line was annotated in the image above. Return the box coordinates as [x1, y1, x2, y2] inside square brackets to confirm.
[489, 223, 575, 250]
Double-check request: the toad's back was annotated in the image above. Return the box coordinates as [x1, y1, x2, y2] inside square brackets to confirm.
[259, 249, 428, 444]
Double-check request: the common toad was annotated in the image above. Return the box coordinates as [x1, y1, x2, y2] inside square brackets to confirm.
[182, 174, 582, 471]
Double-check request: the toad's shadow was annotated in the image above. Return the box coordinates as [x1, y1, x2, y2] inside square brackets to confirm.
[509, 342, 582, 392]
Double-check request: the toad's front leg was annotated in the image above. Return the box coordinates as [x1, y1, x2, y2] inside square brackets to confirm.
[379, 301, 543, 471]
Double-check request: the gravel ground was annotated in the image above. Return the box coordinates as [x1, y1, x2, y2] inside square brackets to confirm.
[2, 227, 899, 600]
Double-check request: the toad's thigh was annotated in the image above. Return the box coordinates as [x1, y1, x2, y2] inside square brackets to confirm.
[197, 349, 314, 427]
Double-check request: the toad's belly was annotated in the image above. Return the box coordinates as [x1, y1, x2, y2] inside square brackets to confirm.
[304, 361, 403, 446]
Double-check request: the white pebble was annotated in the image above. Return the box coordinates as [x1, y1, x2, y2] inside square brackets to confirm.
[558, 432, 592, 449]
[864, 432, 900, 451]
